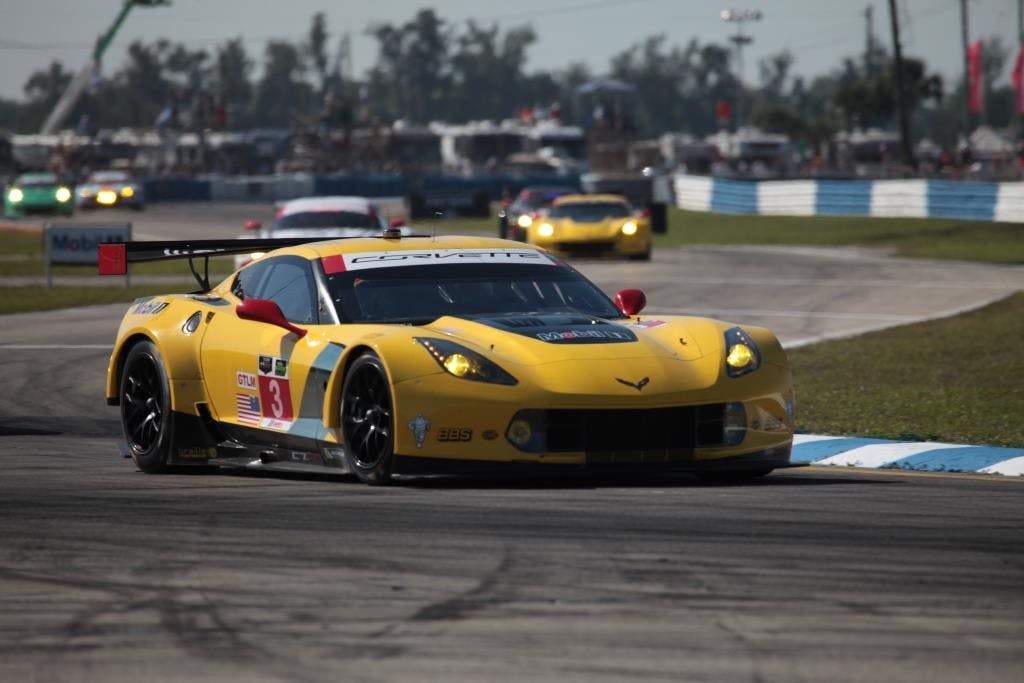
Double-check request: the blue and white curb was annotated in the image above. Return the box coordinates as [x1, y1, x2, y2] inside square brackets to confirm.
[792, 434, 1024, 476]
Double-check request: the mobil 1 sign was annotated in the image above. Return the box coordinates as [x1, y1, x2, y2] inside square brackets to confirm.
[44, 223, 132, 287]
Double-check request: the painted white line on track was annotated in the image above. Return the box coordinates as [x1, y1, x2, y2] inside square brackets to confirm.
[651, 307, 915, 321]
[0, 344, 111, 349]
[611, 276, 1020, 290]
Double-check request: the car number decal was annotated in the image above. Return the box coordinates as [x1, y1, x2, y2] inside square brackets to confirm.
[258, 376, 294, 422]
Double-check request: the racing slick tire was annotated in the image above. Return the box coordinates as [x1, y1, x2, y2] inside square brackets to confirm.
[628, 249, 652, 261]
[120, 341, 174, 474]
[498, 214, 509, 239]
[341, 352, 396, 486]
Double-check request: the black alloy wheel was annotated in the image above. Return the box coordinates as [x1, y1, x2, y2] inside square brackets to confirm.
[120, 341, 173, 473]
[341, 353, 395, 485]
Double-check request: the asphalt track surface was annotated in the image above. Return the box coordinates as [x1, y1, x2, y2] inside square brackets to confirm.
[1, 203, 1023, 681]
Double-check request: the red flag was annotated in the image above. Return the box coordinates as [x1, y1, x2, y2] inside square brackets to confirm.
[967, 40, 983, 114]
[1013, 44, 1024, 115]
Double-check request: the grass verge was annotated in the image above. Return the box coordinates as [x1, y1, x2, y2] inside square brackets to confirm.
[0, 285, 189, 315]
[789, 292, 1024, 447]
[656, 209, 1024, 263]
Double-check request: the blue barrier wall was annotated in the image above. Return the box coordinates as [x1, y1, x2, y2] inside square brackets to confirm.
[674, 174, 1023, 223]
[143, 173, 581, 202]
[815, 180, 872, 216]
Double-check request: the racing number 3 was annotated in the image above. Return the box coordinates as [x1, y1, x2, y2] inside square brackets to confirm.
[258, 376, 294, 420]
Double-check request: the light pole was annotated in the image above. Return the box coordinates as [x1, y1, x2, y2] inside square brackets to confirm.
[720, 8, 762, 129]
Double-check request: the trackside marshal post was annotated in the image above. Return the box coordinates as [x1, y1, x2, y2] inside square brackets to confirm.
[44, 223, 132, 288]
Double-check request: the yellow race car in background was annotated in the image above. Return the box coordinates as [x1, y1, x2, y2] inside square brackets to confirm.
[99, 233, 793, 485]
[527, 194, 652, 260]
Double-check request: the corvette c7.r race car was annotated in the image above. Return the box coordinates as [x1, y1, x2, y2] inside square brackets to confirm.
[99, 233, 795, 485]
[527, 194, 652, 260]
[76, 170, 144, 210]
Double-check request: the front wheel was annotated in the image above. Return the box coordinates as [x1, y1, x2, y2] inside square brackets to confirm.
[341, 353, 396, 485]
[120, 341, 174, 473]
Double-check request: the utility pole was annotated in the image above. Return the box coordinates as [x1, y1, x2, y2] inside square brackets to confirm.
[720, 9, 762, 129]
[960, 0, 971, 135]
[864, 5, 875, 75]
[887, 0, 914, 166]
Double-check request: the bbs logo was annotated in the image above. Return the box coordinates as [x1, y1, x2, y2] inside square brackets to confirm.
[437, 428, 473, 442]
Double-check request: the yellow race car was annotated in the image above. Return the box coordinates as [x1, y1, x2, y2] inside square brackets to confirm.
[99, 232, 794, 485]
[527, 194, 652, 260]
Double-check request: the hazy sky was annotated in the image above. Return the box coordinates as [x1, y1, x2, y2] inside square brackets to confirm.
[0, 0, 1017, 101]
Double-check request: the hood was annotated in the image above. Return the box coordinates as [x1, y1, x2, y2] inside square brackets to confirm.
[547, 217, 629, 241]
[420, 313, 686, 365]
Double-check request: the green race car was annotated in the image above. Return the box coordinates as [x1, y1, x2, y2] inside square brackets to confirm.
[4, 172, 74, 219]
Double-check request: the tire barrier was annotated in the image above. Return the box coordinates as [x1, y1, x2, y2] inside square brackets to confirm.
[673, 174, 1024, 223]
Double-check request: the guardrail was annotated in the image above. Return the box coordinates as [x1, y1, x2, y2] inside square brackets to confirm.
[673, 174, 1024, 223]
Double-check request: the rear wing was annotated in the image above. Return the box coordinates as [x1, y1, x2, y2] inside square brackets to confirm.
[98, 234, 419, 291]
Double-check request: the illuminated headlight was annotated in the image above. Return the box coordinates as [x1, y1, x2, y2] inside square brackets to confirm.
[621, 221, 638, 235]
[97, 190, 117, 205]
[537, 223, 555, 237]
[724, 326, 761, 377]
[55, 187, 71, 202]
[120, 186, 135, 198]
[249, 251, 266, 261]
[7, 188, 23, 203]
[416, 337, 517, 385]
[516, 214, 533, 228]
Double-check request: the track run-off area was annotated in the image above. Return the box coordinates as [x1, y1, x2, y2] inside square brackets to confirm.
[1, 202, 1023, 682]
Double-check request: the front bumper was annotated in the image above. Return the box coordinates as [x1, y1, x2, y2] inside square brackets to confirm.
[388, 363, 794, 469]
[530, 232, 650, 258]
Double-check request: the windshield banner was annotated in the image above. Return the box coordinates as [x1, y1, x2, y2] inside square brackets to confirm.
[338, 248, 557, 271]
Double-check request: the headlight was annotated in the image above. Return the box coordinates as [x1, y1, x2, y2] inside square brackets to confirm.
[416, 337, 517, 385]
[120, 186, 135, 198]
[724, 326, 761, 377]
[621, 221, 638, 235]
[7, 188, 23, 203]
[55, 187, 71, 202]
[516, 214, 533, 228]
[537, 223, 554, 237]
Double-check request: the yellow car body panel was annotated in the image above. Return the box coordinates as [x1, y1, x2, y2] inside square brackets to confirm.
[105, 235, 793, 477]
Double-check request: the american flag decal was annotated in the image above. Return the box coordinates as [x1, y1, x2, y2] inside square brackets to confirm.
[235, 393, 261, 425]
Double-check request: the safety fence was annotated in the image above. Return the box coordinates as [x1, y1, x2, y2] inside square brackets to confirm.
[673, 174, 1024, 223]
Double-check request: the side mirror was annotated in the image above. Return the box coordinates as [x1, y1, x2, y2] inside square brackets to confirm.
[244, 219, 262, 231]
[236, 298, 307, 339]
[615, 288, 647, 316]
[389, 217, 407, 228]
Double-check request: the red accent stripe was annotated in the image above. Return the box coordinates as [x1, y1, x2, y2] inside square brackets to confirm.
[321, 254, 346, 275]
[97, 244, 127, 275]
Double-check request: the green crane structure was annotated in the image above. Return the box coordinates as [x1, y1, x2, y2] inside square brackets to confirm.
[40, 0, 170, 135]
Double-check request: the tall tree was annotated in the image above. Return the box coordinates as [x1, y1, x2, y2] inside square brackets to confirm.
[253, 40, 312, 127]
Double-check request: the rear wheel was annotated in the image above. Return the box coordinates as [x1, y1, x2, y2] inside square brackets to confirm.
[120, 341, 173, 473]
[341, 353, 395, 485]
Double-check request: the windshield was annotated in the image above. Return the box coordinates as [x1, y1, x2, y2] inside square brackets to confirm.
[325, 262, 623, 324]
[89, 171, 130, 183]
[278, 211, 380, 230]
[548, 202, 632, 221]
[17, 175, 57, 188]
